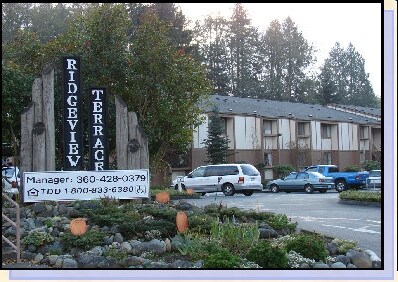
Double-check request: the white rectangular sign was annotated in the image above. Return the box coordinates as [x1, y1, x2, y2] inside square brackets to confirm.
[22, 170, 149, 202]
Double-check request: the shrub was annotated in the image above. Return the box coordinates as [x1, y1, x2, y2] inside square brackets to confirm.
[246, 240, 289, 268]
[361, 160, 380, 171]
[344, 165, 360, 172]
[284, 233, 328, 262]
[272, 164, 296, 179]
[203, 248, 241, 268]
[210, 218, 259, 254]
[339, 190, 381, 203]
[22, 231, 54, 247]
[267, 214, 297, 233]
[103, 246, 128, 260]
[332, 238, 360, 254]
[188, 214, 214, 235]
[61, 230, 106, 251]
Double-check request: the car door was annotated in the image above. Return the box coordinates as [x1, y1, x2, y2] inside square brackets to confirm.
[184, 166, 207, 191]
[278, 173, 297, 191]
[203, 166, 222, 192]
[294, 172, 309, 190]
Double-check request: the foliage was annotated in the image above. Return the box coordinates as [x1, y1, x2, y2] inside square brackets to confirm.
[103, 246, 128, 260]
[286, 250, 315, 268]
[124, 11, 211, 172]
[61, 230, 106, 251]
[339, 190, 381, 203]
[119, 219, 177, 240]
[187, 214, 215, 235]
[210, 218, 259, 254]
[203, 248, 241, 268]
[267, 214, 297, 233]
[173, 232, 210, 260]
[318, 42, 379, 107]
[343, 165, 360, 172]
[361, 160, 381, 171]
[246, 240, 289, 268]
[272, 164, 296, 179]
[22, 232, 54, 247]
[202, 106, 230, 164]
[284, 233, 328, 262]
[332, 238, 360, 254]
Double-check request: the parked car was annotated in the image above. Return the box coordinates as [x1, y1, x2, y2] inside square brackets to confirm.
[304, 165, 368, 192]
[2, 165, 20, 196]
[366, 169, 381, 189]
[266, 171, 334, 193]
[171, 163, 263, 196]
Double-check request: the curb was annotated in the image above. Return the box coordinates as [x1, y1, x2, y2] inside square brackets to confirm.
[338, 199, 381, 208]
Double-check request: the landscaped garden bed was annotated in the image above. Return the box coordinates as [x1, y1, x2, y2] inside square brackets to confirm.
[2, 190, 381, 269]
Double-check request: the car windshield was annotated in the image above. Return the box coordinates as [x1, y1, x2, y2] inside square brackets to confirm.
[369, 170, 381, 177]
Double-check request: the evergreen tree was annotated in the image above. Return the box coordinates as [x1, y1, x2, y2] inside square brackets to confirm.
[202, 107, 230, 164]
[320, 42, 379, 107]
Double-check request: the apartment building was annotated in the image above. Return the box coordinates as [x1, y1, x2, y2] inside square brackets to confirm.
[171, 95, 381, 180]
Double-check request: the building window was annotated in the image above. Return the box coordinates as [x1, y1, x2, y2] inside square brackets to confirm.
[359, 126, 368, 139]
[322, 152, 332, 164]
[298, 122, 305, 136]
[321, 124, 331, 139]
[264, 120, 272, 134]
[264, 152, 272, 166]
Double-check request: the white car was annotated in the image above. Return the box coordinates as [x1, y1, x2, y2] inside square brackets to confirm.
[171, 163, 263, 196]
[366, 169, 381, 189]
[2, 166, 20, 196]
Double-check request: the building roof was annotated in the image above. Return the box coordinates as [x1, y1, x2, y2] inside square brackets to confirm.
[203, 95, 381, 125]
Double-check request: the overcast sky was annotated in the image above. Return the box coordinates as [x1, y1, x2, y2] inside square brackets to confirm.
[176, 3, 382, 98]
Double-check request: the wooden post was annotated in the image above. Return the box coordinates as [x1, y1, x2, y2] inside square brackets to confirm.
[115, 95, 150, 203]
[20, 103, 34, 174]
[42, 68, 55, 171]
[31, 78, 46, 172]
[115, 96, 128, 169]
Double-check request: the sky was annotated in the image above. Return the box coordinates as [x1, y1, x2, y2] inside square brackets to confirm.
[176, 3, 382, 98]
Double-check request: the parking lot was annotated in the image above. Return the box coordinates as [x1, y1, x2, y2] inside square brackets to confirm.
[183, 190, 382, 258]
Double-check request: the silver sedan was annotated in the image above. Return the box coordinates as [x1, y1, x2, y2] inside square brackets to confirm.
[266, 171, 334, 193]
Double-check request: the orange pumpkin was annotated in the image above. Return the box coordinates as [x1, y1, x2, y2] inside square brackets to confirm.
[155, 191, 170, 204]
[176, 211, 188, 233]
[186, 188, 194, 195]
[70, 218, 87, 236]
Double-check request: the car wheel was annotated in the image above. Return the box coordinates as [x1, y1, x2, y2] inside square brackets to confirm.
[174, 184, 186, 191]
[243, 191, 253, 196]
[201, 192, 206, 196]
[304, 184, 314, 194]
[222, 183, 235, 196]
[319, 189, 327, 193]
[335, 180, 347, 192]
[270, 184, 279, 193]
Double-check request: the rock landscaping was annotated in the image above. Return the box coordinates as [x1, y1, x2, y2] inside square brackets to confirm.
[2, 197, 381, 269]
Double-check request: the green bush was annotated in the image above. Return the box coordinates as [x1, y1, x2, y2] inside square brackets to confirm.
[61, 230, 106, 251]
[332, 238, 360, 254]
[267, 214, 297, 233]
[210, 218, 259, 254]
[272, 164, 296, 179]
[246, 240, 288, 268]
[103, 246, 128, 260]
[343, 165, 360, 172]
[119, 219, 176, 239]
[284, 233, 328, 262]
[339, 190, 381, 203]
[203, 248, 241, 268]
[361, 160, 380, 171]
[22, 231, 54, 247]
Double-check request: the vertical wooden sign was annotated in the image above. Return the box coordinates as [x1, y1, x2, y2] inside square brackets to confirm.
[62, 56, 83, 170]
[89, 88, 108, 170]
